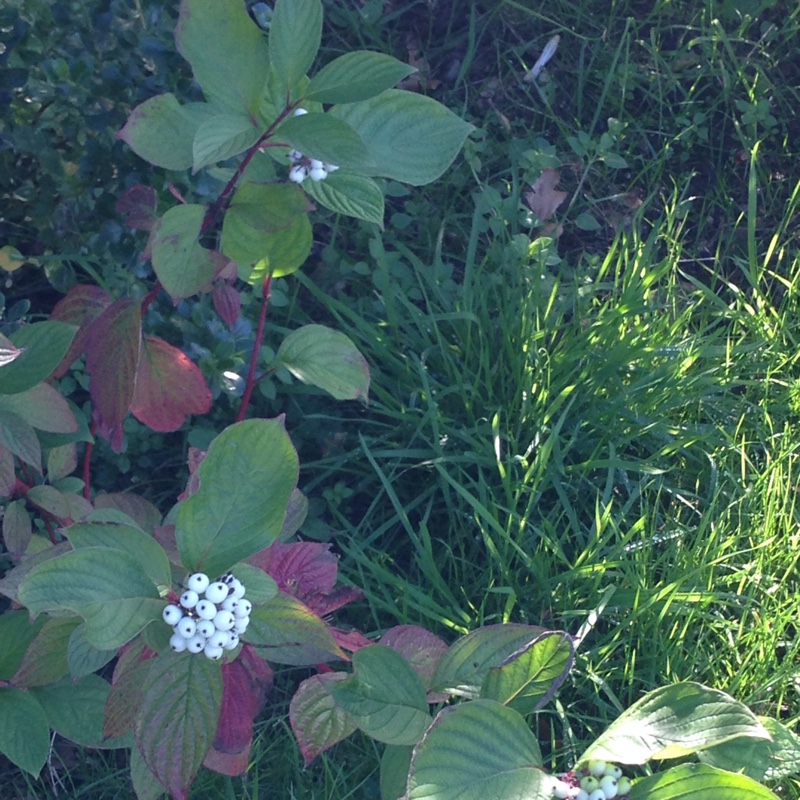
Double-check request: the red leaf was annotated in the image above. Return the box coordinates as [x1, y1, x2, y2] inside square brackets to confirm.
[84, 298, 141, 452]
[214, 649, 273, 754]
[305, 585, 364, 617]
[116, 184, 159, 231]
[202, 743, 251, 777]
[248, 541, 339, 598]
[50, 285, 113, 379]
[130, 336, 212, 432]
[212, 282, 241, 328]
[524, 168, 568, 222]
[153, 525, 181, 566]
[331, 627, 372, 653]
[178, 447, 206, 501]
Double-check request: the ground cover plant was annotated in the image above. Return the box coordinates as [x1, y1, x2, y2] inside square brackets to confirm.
[2, 0, 800, 797]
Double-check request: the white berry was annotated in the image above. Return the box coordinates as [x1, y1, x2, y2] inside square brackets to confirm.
[195, 599, 217, 620]
[221, 596, 239, 613]
[575, 792, 589, 800]
[204, 582, 229, 603]
[289, 164, 307, 183]
[233, 615, 250, 634]
[309, 166, 327, 181]
[587, 792, 605, 800]
[600, 776, 618, 799]
[169, 633, 188, 652]
[176, 617, 197, 638]
[204, 643, 224, 660]
[224, 632, 240, 650]
[588, 761, 606, 777]
[580, 777, 599, 793]
[231, 580, 246, 600]
[293, 107, 308, 116]
[234, 599, 252, 617]
[162, 604, 182, 625]
[180, 590, 199, 609]
[209, 630, 230, 649]
[213, 610, 235, 631]
[616, 778, 631, 796]
[196, 619, 216, 638]
[187, 573, 210, 593]
[186, 634, 206, 653]
[606, 766, 622, 780]
[553, 780, 572, 798]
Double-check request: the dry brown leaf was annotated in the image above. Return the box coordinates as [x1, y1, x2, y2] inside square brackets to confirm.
[524, 168, 568, 222]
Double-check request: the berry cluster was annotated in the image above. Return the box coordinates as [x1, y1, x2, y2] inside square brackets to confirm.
[162, 572, 251, 661]
[287, 108, 339, 184]
[552, 761, 632, 800]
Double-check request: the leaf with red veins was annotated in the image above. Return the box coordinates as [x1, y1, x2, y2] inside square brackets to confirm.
[130, 336, 212, 432]
[248, 541, 339, 598]
[116, 184, 159, 231]
[304, 585, 364, 617]
[85, 298, 141, 452]
[379, 625, 449, 692]
[212, 282, 241, 328]
[50, 285, 113, 379]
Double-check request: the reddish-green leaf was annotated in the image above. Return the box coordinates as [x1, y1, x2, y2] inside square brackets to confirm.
[12, 616, 81, 688]
[0, 410, 40, 471]
[0, 383, 78, 434]
[0, 443, 14, 496]
[105, 643, 154, 739]
[380, 625, 449, 692]
[2, 499, 31, 557]
[94, 492, 163, 533]
[47, 443, 78, 481]
[212, 282, 241, 328]
[135, 650, 223, 800]
[50, 285, 113, 378]
[116, 184, 159, 231]
[130, 336, 212, 433]
[290, 672, 357, 765]
[26, 485, 93, 523]
[85, 298, 142, 453]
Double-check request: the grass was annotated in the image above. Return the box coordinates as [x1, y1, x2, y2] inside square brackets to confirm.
[3, 0, 800, 797]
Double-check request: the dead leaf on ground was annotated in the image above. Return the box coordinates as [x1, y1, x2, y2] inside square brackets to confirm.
[524, 168, 568, 222]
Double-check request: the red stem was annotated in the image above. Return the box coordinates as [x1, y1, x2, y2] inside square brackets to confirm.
[236, 275, 272, 422]
[83, 420, 96, 502]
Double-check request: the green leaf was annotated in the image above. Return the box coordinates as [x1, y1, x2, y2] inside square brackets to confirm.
[66, 521, 172, 589]
[575, 212, 601, 231]
[602, 152, 629, 169]
[151, 204, 217, 299]
[135, 650, 223, 800]
[67, 623, 118, 679]
[326, 645, 431, 746]
[0, 611, 46, 680]
[330, 90, 474, 186]
[430, 624, 546, 698]
[628, 763, 779, 800]
[580, 682, 771, 765]
[381, 745, 414, 800]
[277, 113, 372, 170]
[303, 170, 385, 226]
[269, 0, 323, 91]
[480, 630, 574, 715]
[25, 485, 93, 521]
[225, 563, 278, 605]
[406, 700, 549, 800]
[246, 592, 347, 665]
[277, 324, 370, 400]
[0, 688, 50, 777]
[306, 51, 416, 104]
[192, 113, 262, 171]
[131, 746, 168, 800]
[118, 95, 218, 170]
[12, 616, 80, 688]
[32, 674, 125, 749]
[176, 0, 271, 115]
[698, 716, 800, 783]
[175, 418, 299, 577]
[18, 547, 163, 650]
[221, 183, 313, 279]
[0, 320, 77, 395]
[2, 499, 32, 557]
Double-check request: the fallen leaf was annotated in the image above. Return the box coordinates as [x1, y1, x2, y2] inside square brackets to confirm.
[524, 168, 568, 222]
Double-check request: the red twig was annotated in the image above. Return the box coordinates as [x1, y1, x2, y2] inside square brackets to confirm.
[236, 275, 272, 422]
[83, 419, 97, 502]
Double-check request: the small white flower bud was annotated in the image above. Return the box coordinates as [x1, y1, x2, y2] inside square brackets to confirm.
[289, 165, 307, 183]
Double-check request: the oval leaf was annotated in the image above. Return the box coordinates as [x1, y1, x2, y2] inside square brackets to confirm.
[0, 320, 77, 395]
[306, 51, 416, 104]
[0, 382, 78, 433]
[330, 90, 475, 186]
[580, 682, 771, 765]
[326, 645, 431, 746]
[277, 324, 370, 401]
[269, 0, 322, 91]
[303, 170, 385, 226]
[175, 418, 299, 577]
[277, 112, 372, 170]
[135, 650, 223, 800]
[193, 113, 261, 171]
[629, 763, 779, 800]
[406, 699, 549, 800]
[0, 688, 50, 777]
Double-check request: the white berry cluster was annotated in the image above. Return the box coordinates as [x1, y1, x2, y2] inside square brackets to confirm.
[552, 761, 632, 800]
[162, 572, 251, 661]
[287, 108, 339, 184]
